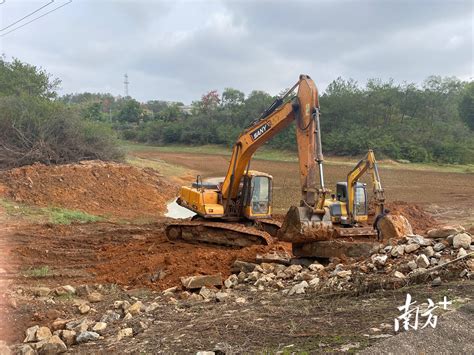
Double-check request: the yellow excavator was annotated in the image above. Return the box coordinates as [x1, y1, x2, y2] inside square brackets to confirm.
[166, 74, 386, 257]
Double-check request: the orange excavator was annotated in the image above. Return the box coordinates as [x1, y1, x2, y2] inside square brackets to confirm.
[166, 75, 386, 257]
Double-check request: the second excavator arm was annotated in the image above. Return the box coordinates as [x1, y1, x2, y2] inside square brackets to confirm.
[220, 74, 328, 216]
[347, 149, 385, 222]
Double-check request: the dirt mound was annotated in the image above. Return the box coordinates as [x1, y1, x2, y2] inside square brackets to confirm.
[0, 161, 177, 220]
[385, 201, 439, 233]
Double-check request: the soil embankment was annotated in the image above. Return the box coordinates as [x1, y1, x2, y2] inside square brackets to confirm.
[0, 160, 177, 220]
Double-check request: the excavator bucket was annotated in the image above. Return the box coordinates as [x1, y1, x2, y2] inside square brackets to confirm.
[278, 206, 381, 258]
[278, 206, 334, 242]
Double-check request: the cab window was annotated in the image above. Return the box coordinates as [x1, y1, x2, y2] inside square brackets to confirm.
[250, 176, 270, 214]
[354, 186, 367, 216]
[336, 183, 347, 202]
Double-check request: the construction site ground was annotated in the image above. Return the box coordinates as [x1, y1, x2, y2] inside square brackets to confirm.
[0, 148, 473, 353]
[131, 149, 474, 225]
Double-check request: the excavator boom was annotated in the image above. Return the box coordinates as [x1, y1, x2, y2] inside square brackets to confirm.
[221, 74, 327, 216]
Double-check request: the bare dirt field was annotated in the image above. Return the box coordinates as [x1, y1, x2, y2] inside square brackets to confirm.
[0, 152, 472, 354]
[132, 150, 474, 226]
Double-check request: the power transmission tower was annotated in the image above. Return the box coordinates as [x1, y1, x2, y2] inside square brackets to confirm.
[124, 73, 129, 97]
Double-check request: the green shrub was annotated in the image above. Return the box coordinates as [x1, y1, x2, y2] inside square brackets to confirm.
[0, 96, 124, 168]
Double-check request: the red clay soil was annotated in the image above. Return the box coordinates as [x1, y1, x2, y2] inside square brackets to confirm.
[93, 231, 288, 290]
[6, 221, 288, 291]
[91, 202, 435, 288]
[0, 160, 177, 220]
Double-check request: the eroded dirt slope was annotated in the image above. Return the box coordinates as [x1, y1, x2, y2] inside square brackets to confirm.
[0, 160, 177, 220]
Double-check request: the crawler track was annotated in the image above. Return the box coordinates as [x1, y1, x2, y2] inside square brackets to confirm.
[165, 220, 274, 247]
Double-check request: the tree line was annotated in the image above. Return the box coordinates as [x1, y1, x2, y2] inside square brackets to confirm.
[1, 57, 472, 168]
[66, 75, 473, 164]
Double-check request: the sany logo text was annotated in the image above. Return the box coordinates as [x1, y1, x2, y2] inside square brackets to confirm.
[250, 122, 271, 141]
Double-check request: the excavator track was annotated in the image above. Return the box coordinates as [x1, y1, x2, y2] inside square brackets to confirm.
[165, 220, 273, 247]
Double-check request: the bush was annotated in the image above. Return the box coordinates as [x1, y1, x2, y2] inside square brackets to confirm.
[0, 97, 123, 169]
[400, 144, 429, 162]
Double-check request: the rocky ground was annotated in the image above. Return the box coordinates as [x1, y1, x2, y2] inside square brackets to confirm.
[0, 222, 472, 354]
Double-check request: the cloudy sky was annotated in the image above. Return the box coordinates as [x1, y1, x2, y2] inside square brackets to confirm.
[0, 0, 472, 103]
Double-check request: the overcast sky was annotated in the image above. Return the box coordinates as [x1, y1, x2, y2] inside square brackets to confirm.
[0, 0, 472, 103]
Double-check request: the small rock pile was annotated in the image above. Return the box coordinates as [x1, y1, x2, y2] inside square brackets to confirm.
[177, 224, 473, 299]
[356, 225, 474, 284]
[10, 285, 155, 354]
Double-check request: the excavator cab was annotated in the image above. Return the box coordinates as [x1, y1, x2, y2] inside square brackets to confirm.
[241, 171, 272, 219]
[331, 182, 368, 224]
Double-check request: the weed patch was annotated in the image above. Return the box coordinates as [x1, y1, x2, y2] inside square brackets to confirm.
[23, 266, 51, 278]
[0, 198, 103, 224]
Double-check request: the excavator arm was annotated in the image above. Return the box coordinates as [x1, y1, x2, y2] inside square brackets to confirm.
[347, 149, 385, 222]
[220, 74, 328, 215]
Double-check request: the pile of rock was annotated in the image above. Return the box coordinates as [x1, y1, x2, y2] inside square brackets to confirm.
[20, 315, 108, 354]
[176, 260, 325, 300]
[16, 296, 158, 354]
[180, 224, 473, 298]
[361, 225, 473, 281]
[21, 325, 68, 354]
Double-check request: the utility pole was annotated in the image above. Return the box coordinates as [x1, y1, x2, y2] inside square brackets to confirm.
[124, 73, 129, 97]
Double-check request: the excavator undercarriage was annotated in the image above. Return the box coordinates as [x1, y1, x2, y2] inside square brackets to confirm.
[166, 218, 279, 247]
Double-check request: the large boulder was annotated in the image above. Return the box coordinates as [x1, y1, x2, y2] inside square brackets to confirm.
[75, 331, 99, 344]
[127, 301, 144, 315]
[231, 260, 257, 273]
[59, 330, 76, 347]
[427, 225, 465, 239]
[404, 244, 420, 253]
[24, 326, 40, 343]
[36, 327, 52, 341]
[378, 214, 413, 240]
[288, 281, 308, 296]
[181, 274, 222, 289]
[38, 335, 67, 355]
[452, 233, 472, 249]
[416, 254, 430, 269]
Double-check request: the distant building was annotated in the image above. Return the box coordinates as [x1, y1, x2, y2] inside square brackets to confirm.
[180, 105, 193, 114]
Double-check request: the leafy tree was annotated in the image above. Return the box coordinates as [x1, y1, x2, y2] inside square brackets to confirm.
[117, 99, 142, 123]
[0, 58, 122, 168]
[459, 82, 474, 130]
[195, 90, 220, 114]
[222, 88, 245, 107]
[0, 58, 60, 99]
[81, 102, 103, 121]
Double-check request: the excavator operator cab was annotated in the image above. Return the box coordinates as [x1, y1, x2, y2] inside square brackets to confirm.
[242, 171, 272, 219]
[332, 182, 368, 224]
